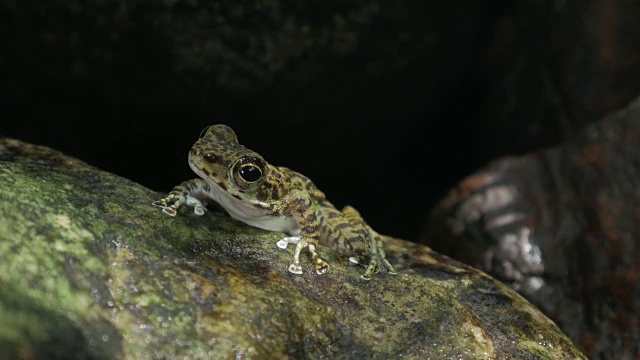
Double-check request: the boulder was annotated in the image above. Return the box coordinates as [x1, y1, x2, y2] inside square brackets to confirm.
[424, 96, 640, 358]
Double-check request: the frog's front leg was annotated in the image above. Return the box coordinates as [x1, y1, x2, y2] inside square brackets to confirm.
[271, 190, 329, 275]
[276, 236, 301, 249]
[152, 179, 210, 216]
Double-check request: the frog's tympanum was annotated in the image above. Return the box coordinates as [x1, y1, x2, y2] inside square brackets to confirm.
[153, 125, 396, 280]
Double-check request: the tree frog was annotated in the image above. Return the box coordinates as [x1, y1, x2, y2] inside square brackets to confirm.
[152, 125, 396, 280]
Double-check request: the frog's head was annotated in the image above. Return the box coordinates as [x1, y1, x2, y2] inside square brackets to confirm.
[189, 124, 268, 195]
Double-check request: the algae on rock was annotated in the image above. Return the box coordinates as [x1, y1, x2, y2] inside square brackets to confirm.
[0, 138, 585, 359]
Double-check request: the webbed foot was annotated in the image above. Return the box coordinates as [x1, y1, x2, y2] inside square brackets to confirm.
[286, 256, 329, 275]
[153, 193, 207, 216]
[284, 240, 329, 275]
[288, 261, 303, 275]
[315, 259, 329, 275]
[351, 254, 397, 281]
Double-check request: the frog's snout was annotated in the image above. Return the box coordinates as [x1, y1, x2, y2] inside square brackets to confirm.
[190, 147, 207, 161]
[190, 146, 218, 165]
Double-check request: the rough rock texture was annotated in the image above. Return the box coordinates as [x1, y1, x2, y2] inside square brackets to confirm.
[0, 139, 585, 359]
[424, 96, 640, 359]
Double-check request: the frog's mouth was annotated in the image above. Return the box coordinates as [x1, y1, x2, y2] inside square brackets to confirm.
[188, 162, 205, 177]
[190, 161, 270, 211]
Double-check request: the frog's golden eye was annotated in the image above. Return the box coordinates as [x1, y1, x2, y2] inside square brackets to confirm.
[232, 156, 265, 188]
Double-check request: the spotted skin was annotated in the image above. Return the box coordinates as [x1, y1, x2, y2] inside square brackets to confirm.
[153, 124, 396, 279]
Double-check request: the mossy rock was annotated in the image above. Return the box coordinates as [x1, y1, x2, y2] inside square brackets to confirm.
[0, 138, 585, 359]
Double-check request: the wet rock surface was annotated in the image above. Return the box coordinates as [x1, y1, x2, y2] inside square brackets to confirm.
[424, 96, 640, 359]
[0, 138, 585, 359]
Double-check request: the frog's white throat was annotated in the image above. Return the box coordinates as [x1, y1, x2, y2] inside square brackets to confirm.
[190, 163, 301, 236]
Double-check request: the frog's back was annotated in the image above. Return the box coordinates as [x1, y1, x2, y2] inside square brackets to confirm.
[274, 166, 326, 201]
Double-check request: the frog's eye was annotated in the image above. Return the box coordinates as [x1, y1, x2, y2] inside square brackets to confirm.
[232, 156, 265, 189]
[239, 164, 262, 183]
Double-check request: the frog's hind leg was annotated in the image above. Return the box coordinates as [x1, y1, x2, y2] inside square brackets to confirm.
[342, 206, 397, 280]
[373, 231, 397, 275]
[361, 230, 397, 280]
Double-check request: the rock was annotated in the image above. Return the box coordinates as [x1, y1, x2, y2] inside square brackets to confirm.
[423, 96, 640, 359]
[0, 138, 584, 358]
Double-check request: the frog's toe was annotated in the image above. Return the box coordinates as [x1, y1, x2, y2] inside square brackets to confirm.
[362, 259, 380, 280]
[152, 199, 170, 209]
[152, 201, 177, 217]
[193, 205, 206, 215]
[182, 195, 206, 215]
[348, 256, 361, 266]
[382, 259, 397, 274]
[276, 239, 289, 249]
[162, 207, 178, 217]
[315, 261, 329, 275]
[288, 261, 303, 275]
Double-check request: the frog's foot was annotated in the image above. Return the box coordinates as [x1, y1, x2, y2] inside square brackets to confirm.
[185, 196, 208, 215]
[152, 194, 181, 216]
[314, 258, 330, 275]
[306, 243, 329, 275]
[288, 260, 303, 275]
[346, 255, 376, 280]
[277, 236, 301, 249]
[375, 237, 397, 275]
[350, 254, 397, 280]
[287, 240, 329, 275]
[361, 258, 379, 281]
[381, 258, 397, 275]
[280, 237, 306, 274]
[152, 193, 207, 217]
[287, 256, 328, 275]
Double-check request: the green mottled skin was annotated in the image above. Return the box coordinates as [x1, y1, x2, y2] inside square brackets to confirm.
[153, 125, 396, 279]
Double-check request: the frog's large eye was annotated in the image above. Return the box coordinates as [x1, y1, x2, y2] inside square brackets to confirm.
[232, 156, 265, 189]
[239, 164, 262, 183]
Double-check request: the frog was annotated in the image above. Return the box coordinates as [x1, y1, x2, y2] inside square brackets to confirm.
[152, 124, 396, 280]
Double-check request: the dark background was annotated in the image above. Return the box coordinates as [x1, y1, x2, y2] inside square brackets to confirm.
[4, 3, 640, 357]
[1, 1, 630, 241]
